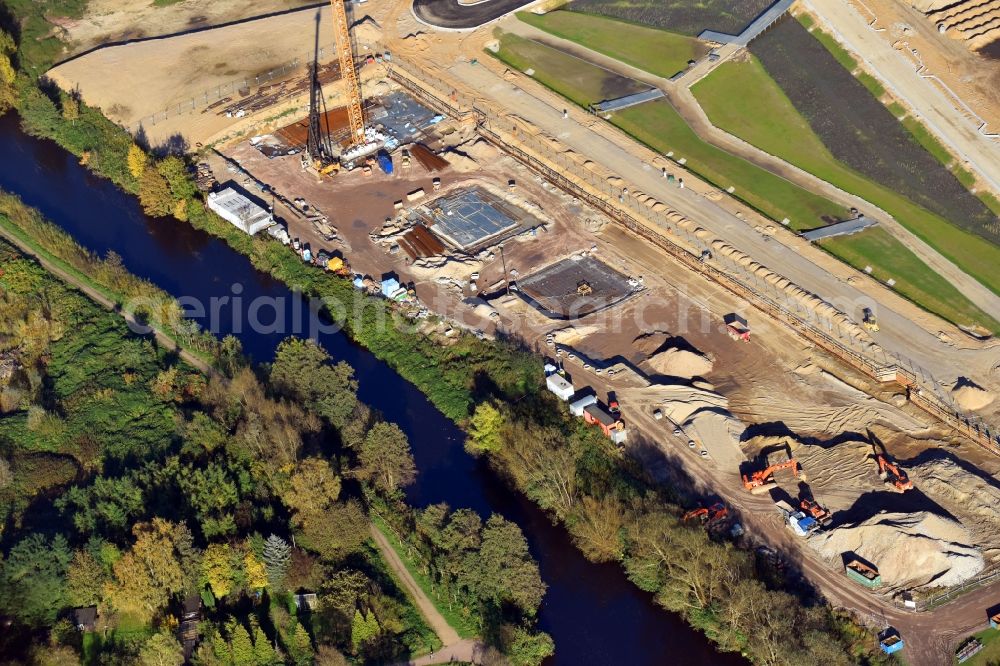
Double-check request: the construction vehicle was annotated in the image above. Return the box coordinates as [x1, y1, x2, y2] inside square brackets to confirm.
[869, 441, 912, 491]
[862, 307, 879, 332]
[800, 499, 833, 526]
[683, 502, 728, 524]
[724, 313, 750, 342]
[742, 458, 799, 493]
[874, 453, 913, 491]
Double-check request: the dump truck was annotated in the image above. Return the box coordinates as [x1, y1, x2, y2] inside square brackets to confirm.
[724, 313, 750, 342]
[845, 558, 881, 589]
[800, 499, 833, 526]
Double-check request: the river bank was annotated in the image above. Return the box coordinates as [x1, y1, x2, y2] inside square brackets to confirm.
[0, 110, 743, 664]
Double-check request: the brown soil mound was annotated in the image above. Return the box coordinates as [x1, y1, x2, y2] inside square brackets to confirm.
[632, 331, 670, 358]
[645, 347, 713, 378]
[952, 377, 995, 411]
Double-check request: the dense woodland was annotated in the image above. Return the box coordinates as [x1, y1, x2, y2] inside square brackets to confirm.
[0, 241, 550, 664]
[0, 6, 894, 665]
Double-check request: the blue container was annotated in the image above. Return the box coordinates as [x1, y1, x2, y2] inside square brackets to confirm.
[377, 152, 393, 175]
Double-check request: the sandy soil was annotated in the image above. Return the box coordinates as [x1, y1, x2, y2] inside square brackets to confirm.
[53, 0, 317, 57]
[47, 4, 389, 148]
[864, 0, 1000, 128]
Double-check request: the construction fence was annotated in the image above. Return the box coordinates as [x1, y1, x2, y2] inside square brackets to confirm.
[137, 43, 338, 130]
[386, 54, 1000, 457]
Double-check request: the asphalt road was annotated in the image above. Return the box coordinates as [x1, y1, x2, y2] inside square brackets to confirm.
[446, 57, 1000, 391]
[412, 0, 534, 30]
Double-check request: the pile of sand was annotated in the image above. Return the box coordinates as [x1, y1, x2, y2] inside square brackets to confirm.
[952, 378, 995, 411]
[632, 331, 670, 358]
[645, 347, 713, 378]
[464, 138, 500, 162]
[912, 457, 1000, 541]
[812, 511, 983, 588]
[443, 150, 480, 173]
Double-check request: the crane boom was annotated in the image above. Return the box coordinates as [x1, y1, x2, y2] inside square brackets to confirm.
[330, 0, 365, 142]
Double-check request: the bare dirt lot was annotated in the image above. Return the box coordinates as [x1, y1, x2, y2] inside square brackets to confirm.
[47, 4, 387, 148]
[53, 0, 317, 57]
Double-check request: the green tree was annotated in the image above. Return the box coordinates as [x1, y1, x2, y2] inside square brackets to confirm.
[0, 31, 16, 115]
[201, 543, 236, 599]
[156, 156, 196, 200]
[252, 625, 276, 666]
[261, 534, 291, 590]
[314, 645, 348, 666]
[475, 515, 545, 615]
[270, 338, 358, 429]
[0, 533, 72, 626]
[357, 422, 416, 496]
[127, 144, 147, 180]
[61, 93, 80, 122]
[66, 549, 104, 607]
[139, 632, 185, 666]
[289, 622, 314, 666]
[138, 165, 173, 217]
[226, 622, 253, 666]
[503, 627, 555, 666]
[298, 501, 368, 561]
[282, 457, 341, 519]
[350, 610, 379, 652]
[105, 519, 188, 622]
[467, 402, 503, 454]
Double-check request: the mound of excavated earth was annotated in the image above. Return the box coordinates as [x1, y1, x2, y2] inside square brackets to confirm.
[645, 347, 713, 378]
[813, 511, 983, 588]
[952, 378, 995, 411]
[912, 457, 1000, 550]
[632, 331, 670, 358]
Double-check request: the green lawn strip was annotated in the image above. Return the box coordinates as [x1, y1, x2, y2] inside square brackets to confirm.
[493, 32, 644, 107]
[515, 10, 706, 79]
[610, 99, 848, 228]
[0, 213, 215, 365]
[371, 514, 479, 640]
[979, 192, 1000, 217]
[804, 21, 858, 72]
[821, 228, 1000, 333]
[489, 36, 849, 233]
[900, 115, 954, 166]
[956, 626, 1000, 665]
[692, 55, 1000, 303]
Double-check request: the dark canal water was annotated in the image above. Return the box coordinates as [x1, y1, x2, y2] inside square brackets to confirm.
[0, 112, 743, 665]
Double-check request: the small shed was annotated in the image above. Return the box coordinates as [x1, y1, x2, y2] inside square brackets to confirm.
[72, 607, 98, 632]
[584, 404, 627, 443]
[569, 394, 597, 417]
[207, 188, 273, 236]
[293, 593, 319, 611]
[546, 374, 575, 401]
[543, 362, 558, 376]
[381, 277, 401, 298]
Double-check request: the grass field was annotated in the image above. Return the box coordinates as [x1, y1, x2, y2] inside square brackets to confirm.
[568, 0, 773, 37]
[610, 99, 849, 227]
[751, 17, 999, 246]
[693, 52, 1000, 307]
[821, 228, 1000, 331]
[956, 627, 1000, 665]
[372, 515, 479, 640]
[493, 32, 646, 107]
[516, 10, 707, 79]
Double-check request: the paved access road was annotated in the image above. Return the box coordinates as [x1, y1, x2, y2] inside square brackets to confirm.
[804, 0, 1000, 195]
[445, 56, 1000, 389]
[412, 0, 534, 30]
[499, 18, 1000, 324]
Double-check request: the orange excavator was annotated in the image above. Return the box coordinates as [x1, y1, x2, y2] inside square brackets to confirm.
[800, 498, 833, 526]
[683, 502, 728, 524]
[742, 458, 799, 493]
[875, 452, 913, 492]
